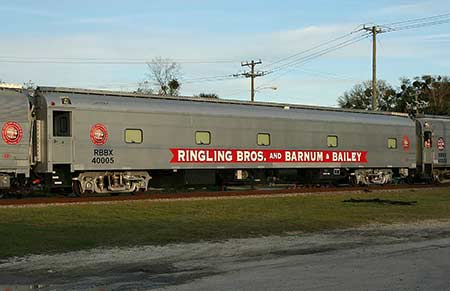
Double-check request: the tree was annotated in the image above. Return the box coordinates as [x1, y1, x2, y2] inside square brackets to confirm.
[338, 76, 450, 116]
[397, 75, 450, 116]
[135, 80, 153, 95]
[137, 57, 182, 96]
[337, 80, 397, 111]
[22, 80, 36, 97]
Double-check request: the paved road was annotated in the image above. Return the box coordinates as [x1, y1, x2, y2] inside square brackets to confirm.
[2, 221, 450, 290]
[163, 238, 450, 291]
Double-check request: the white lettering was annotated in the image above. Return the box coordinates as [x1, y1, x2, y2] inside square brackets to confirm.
[237, 151, 244, 162]
[332, 152, 338, 161]
[225, 151, 233, 162]
[317, 152, 323, 162]
[178, 150, 186, 162]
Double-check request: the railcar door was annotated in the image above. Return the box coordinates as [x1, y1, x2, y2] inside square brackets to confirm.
[51, 111, 73, 163]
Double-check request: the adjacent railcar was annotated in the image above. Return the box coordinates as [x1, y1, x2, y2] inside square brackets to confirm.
[0, 88, 31, 190]
[30, 87, 417, 194]
[416, 116, 450, 182]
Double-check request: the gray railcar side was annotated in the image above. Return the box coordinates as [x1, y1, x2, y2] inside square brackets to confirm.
[35, 88, 417, 171]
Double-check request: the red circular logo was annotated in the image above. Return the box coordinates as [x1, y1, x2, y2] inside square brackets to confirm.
[402, 135, 410, 152]
[438, 137, 445, 151]
[2, 122, 23, 145]
[90, 123, 108, 145]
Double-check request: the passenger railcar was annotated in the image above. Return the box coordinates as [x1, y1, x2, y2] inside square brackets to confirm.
[0, 86, 448, 195]
[415, 117, 450, 182]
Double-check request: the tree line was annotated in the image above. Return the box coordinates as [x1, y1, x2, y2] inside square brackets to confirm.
[338, 75, 450, 116]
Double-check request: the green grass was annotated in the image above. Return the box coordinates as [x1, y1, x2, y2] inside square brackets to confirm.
[0, 188, 450, 259]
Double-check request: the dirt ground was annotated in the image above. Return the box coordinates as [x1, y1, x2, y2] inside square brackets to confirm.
[2, 219, 450, 290]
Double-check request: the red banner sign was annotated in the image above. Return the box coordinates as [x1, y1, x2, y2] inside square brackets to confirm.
[170, 149, 368, 164]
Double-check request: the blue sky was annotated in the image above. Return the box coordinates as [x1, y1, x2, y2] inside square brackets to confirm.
[1, 0, 450, 106]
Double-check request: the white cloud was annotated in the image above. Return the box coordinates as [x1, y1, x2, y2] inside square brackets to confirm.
[379, 1, 434, 15]
[419, 33, 450, 42]
[0, 6, 59, 18]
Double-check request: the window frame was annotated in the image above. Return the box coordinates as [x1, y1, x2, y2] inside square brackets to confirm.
[195, 131, 211, 145]
[124, 128, 143, 144]
[257, 133, 271, 146]
[52, 110, 72, 137]
[387, 137, 397, 149]
[327, 135, 338, 148]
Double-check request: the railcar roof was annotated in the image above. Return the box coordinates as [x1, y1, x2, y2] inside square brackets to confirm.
[36, 86, 414, 126]
[420, 115, 450, 121]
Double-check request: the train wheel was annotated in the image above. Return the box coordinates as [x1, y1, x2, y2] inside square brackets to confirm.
[432, 170, 444, 184]
[433, 174, 443, 184]
[72, 181, 85, 197]
[350, 175, 358, 187]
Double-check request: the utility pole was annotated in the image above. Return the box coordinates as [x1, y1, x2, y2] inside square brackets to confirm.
[240, 60, 266, 102]
[363, 25, 383, 111]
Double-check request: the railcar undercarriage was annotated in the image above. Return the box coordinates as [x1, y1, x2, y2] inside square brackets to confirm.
[0, 166, 446, 198]
[148, 167, 408, 190]
[351, 169, 397, 186]
[433, 169, 450, 183]
[72, 171, 151, 196]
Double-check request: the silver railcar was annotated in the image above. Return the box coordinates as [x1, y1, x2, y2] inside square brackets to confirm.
[32, 87, 417, 194]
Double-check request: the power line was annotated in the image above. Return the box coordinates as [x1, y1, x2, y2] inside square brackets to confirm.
[255, 34, 369, 90]
[267, 33, 370, 74]
[384, 19, 450, 32]
[258, 12, 450, 93]
[380, 12, 450, 32]
[260, 12, 450, 88]
[0, 57, 240, 65]
[183, 76, 244, 84]
[261, 30, 361, 70]
[381, 12, 450, 27]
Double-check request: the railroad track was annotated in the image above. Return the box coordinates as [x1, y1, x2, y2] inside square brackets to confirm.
[1, 183, 449, 207]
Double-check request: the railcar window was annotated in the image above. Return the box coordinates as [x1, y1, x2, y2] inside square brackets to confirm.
[195, 131, 211, 145]
[125, 129, 143, 144]
[53, 111, 71, 137]
[387, 138, 397, 149]
[257, 133, 271, 146]
[327, 135, 338, 147]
